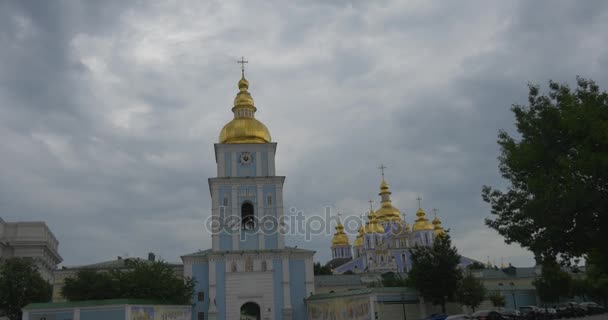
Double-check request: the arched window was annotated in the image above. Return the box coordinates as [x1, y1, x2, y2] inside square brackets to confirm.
[261, 260, 267, 272]
[223, 197, 228, 207]
[267, 195, 272, 206]
[231, 261, 237, 272]
[241, 202, 255, 230]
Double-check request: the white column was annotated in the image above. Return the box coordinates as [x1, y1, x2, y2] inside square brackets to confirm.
[74, 308, 80, 320]
[232, 185, 239, 250]
[256, 151, 262, 177]
[305, 257, 314, 296]
[276, 183, 285, 249]
[217, 150, 225, 177]
[209, 259, 217, 314]
[282, 256, 292, 310]
[211, 186, 219, 251]
[22, 311, 29, 320]
[268, 149, 275, 176]
[231, 152, 237, 177]
[257, 184, 264, 249]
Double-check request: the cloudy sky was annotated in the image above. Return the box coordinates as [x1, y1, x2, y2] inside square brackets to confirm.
[1, 0, 607, 267]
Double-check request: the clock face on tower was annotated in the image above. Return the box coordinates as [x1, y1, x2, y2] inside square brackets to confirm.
[239, 152, 252, 166]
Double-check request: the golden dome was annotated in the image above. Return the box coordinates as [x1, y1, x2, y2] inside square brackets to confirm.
[364, 209, 385, 234]
[353, 227, 364, 247]
[374, 178, 402, 221]
[432, 216, 445, 236]
[331, 220, 350, 246]
[218, 74, 271, 144]
[412, 207, 434, 231]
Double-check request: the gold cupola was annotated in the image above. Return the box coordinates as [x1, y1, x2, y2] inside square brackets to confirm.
[374, 177, 402, 222]
[364, 206, 385, 234]
[218, 70, 271, 144]
[331, 218, 350, 246]
[432, 216, 445, 236]
[353, 227, 364, 247]
[412, 199, 434, 232]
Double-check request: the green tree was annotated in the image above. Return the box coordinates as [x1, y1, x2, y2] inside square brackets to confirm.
[533, 259, 572, 304]
[482, 77, 608, 265]
[467, 261, 486, 271]
[407, 233, 462, 313]
[456, 273, 486, 312]
[62, 260, 194, 304]
[0, 258, 52, 320]
[313, 262, 332, 275]
[585, 250, 608, 306]
[381, 272, 408, 287]
[487, 291, 506, 308]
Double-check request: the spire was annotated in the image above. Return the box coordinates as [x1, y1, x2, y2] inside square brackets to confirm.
[364, 202, 384, 234]
[218, 57, 271, 144]
[374, 166, 401, 221]
[432, 208, 445, 236]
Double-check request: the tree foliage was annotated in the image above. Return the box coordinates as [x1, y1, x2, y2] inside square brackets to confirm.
[62, 260, 194, 304]
[533, 259, 572, 304]
[456, 273, 486, 312]
[0, 258, 52, 320]
[381, 272, 408, 287]
[487, 291, 506, 307]
[483, 77, 608, 264]
[407, 233, 462, 313]
[467, 261, 486, 271]
[313, 262, 332, 275]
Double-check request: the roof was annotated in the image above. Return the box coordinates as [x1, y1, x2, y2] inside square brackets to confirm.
[325, 257, 351, 269]
[24, 299, 189, 310]
[181, 246, 315, 258]
[307, 287, 418, 301]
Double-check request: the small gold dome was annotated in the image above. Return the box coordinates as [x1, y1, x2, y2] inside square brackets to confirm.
[218, 74, 271, 144]
[331, 221, 350, 246]
[432, 216, 445, 236]
[413, 207, 434, 231]
[353, 227, 364, 247]
[364, 210, 385, 234]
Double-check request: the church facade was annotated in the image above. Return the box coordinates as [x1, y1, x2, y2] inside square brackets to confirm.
[182, 69, 314, 320]
[326, 176, 448, 274]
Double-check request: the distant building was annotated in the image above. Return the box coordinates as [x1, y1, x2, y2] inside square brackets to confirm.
[52, 253, 182, 302]
[0, 217, 62, 282]
[22, 299, 191, 320]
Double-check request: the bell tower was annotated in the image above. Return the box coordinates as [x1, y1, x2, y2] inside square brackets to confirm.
[183, 60, 314, 320]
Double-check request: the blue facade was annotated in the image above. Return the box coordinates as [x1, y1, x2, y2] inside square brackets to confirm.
[272, 259, 284, 320]
[216, 260, 226, 319]
[289, 259, 308, 320]
[30, 310, 74, 320]
[192, 263, 209, 319]
[81, 308, 124, 320]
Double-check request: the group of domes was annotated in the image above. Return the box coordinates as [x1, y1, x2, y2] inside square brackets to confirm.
[217, 71, 446, 249]
[331, 177, 445, 247]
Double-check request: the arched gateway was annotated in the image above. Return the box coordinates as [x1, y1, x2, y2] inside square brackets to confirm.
[240, 302, 260, 320]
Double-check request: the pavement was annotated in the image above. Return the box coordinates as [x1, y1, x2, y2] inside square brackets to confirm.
[569, 315, 608, 320]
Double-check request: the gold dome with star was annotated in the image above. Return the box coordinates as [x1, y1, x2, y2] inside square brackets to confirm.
[219, 72, 271, 144]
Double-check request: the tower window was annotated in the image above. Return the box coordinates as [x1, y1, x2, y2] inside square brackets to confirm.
[197, 292, 204, 301]
[261, 260, 267, 272]
[223, 197, 228, 207]
[267, 195, 272, 206]
[241, 202, 255, 230]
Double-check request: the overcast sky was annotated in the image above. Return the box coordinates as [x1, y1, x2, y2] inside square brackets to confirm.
[1, 0, 607, 267]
